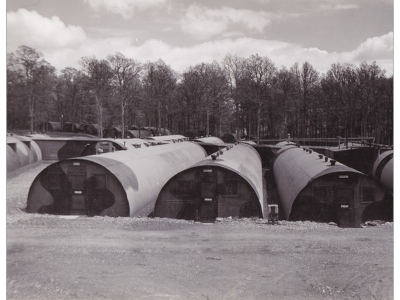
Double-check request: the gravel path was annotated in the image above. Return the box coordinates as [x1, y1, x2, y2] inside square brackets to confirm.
[7, 161, 394, 300]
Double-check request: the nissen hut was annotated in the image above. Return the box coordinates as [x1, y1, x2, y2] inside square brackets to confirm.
[27, 142, 207, 217]
[7, 134, 42, 173]
[154, 143, 264, 222]
[371, 150, 393, 194]
[272, 145, 392, 227]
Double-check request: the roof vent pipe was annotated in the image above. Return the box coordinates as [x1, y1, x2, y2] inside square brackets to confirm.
[330, 159, 336, 166]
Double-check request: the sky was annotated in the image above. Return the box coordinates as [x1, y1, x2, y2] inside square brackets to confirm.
[5, 0, 394, 76]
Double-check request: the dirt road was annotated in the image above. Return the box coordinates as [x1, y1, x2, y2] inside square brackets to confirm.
[7, 162, 394, 300]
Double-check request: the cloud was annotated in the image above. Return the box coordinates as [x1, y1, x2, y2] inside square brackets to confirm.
[320, 3, 359, 10]
[338, 31, 393, 74]
[181, 4, 277, 40]
[6, 9, 393, 76]
[348, 32, 393, 61]
[84, 0, 168, 19]
[335, 4, 359, 10]
[7, 9, 87, 51]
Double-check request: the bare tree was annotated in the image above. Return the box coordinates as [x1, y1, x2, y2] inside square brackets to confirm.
[223, 54, 247, 137]
[292, 62, 320, 137]
[276, 66, 297, 137]
[8, 46, 57, 132]
[189, 62, 228, 136]
[56, 67, 86, 126]
[107, 53, 142, 138]
[245, 54, 277, 143]
[80, 57, 113, 138]
[357, 61, 387, 140]
[142, 60, 177, 135]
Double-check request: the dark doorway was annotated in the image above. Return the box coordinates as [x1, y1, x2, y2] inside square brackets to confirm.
[334, 187, 354, 227]
[68, 166, 87, 215]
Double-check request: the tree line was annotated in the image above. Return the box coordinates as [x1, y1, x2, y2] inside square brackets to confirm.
[7, 45, 393, 144]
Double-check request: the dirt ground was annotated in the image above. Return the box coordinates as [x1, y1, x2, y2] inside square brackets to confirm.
[6, 161, 394, 300]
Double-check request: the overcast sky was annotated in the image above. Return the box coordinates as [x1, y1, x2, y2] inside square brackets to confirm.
[6, 0, 394, 76]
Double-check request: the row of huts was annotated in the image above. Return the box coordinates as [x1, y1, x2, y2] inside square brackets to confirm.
[7, 133, 393, 227]
[39, 121, 171, 138]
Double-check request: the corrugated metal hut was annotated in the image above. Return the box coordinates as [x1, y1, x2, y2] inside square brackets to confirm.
[27, 142, 207, 217]
[192, 137, 225, 144]
[272, 145, 391, 227]
[154, 143, 264, 222]
[241, 140, 257, 145]
[129, 125, 139, 130]
[371, 150, 393, 194]
[145, 135, 188, 144]
[221, 133, 238, 143]
[143, 127, 172, 136]
[80, 138, 150, 157]
[7, 135, 42, 173]
[125, 129, 152, 139]
[39, 121, 62, 132]
[77, 124, 99, 136]
[32, 137, 103, 160]
[192, 137, 226, 156]
[276, 141, 296, 147]
[103, 126, 122, 138]
[63, 123, 80, 133]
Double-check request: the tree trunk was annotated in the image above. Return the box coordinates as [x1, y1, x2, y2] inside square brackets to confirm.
[257, 105, 261, 145]
[121, 100, 125, 139]
[96, 95, 103, 138]
[157, 100, 161, 135]
[206, 107, 210, 136]
[29, 95, 34, 133]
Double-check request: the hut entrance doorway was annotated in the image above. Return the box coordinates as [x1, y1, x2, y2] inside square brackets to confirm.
[199, 182, 218, 222]
[68, 166, 88, 215]
[197, 168, 218, 222]
[334, 187, 353, 227]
